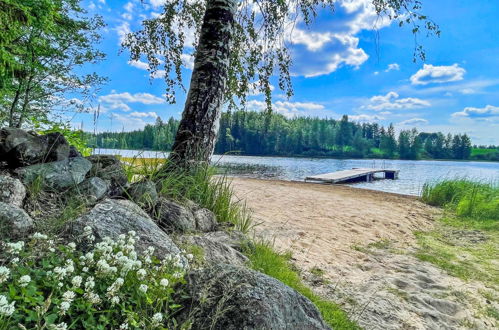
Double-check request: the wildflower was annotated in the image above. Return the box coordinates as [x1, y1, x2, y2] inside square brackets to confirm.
[106, 278, 124, 298]
[6, 241, 24, 254]
[172, 272, 183, 279]
[110, 296, 120, 305]
[19, 275, 31, 287]
[160, 278, 169, 287]
[48, 322, 68, 330]
[152, 312, 163, 325]
[146, 246, 155, 255]
[144, 256, 152, 264]
[62, 290, 76, 302]
[11, 257, 19, 264]
[65, 259, 75, 274]
[85, 277, 95, 291]
[139, 284, 148, 293]
[82, 267, 89, 272]
[58, 282, 64, 288]
[71, 276, 83, 288]
[67, 242, 76, 251]
[186, 254, 194, 261]
[0, 266, 10, 283]
[84, 291, 101, 304]
[119, 323, 129, 329]
[137, 269, 146, 280]
[0, 295, 15, 317]
[53, 266, 67, 280]
[59, 301, 70, 315]
[32, 232, 48, 240]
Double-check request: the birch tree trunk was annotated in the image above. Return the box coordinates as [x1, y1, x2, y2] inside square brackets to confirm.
[166, 0, 238, 170]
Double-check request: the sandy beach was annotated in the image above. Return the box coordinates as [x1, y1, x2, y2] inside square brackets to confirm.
[231, 178, 494, 329]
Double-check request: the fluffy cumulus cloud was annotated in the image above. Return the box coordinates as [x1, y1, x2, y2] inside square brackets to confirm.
[245, 100, 331, 118]
[410, 64, 466, 85]
[349, 114, 385, 122]
[98, 92, 165, 111]
[452, 105, 499, 120]
[287, 0, 393, 77]
[363, 92, 431, 111]
[385, 63, 400, 72]
[130, 111, 159, 118]
[399, 118, 429, 126]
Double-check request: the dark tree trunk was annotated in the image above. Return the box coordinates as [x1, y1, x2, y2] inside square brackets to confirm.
[165, 0, 237, 171]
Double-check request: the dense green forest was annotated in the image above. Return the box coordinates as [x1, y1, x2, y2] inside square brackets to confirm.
[86, 111, 499, 161]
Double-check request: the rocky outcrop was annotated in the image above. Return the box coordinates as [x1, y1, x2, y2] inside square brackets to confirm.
[0, 202, 34, 238]
[0, 175, 26, 208]
[126, 180, 158, 209]
[0, 128, 47, 167]
[43, 132, 70, 162]
[180, 264, 330, 330]
[155, 198, 218, 233]
[86, 155, 128, 196]
[70, 177, 109, 203]
[15, 157, 92, 190]
[69, 199, 185, 264]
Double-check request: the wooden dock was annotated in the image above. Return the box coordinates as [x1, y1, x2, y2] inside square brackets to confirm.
[305, 168, 399, 184]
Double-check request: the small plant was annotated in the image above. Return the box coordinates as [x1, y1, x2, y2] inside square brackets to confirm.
[0, 230, 188, 329]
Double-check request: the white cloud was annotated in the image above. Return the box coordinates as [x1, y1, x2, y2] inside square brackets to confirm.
[98, 92, 165, 112]
[88, 2, 96, 10]
[451, 105, 499, 120]
[363, 92, 431, 111]
[124, 2, 134, 12]
[385, 63, 400, 72]
[150, 0, 166, 8]
[181, 54, 195, 70]
[349, 114, 385, 122]
[122, 13, 133, 20]
[109, 113, 151, 131]
[116, 22, 131, 44]
[98, 0, 106, 3]
[130, 111, 159, 118]
[399, 118, 429, 126]
[410, 64, 466, 85]
[245, 100, 330, 118]
[128, 60, 150, 70]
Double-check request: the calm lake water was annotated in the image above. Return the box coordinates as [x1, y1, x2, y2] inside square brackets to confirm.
[94, 148, 499, 196]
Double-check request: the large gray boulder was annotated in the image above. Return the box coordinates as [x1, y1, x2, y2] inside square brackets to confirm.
[155, 198, 197, 233]
[69, 177, 109, 203]
[180, 264, 330, 330]
[43, 132, 70, 162]
[69, 199, 185, 263]
[0, 175, 26, 207]
[0, 128, 47, 167]
[86, 155, 128, 196]
[0, 202, 34, 239]
[126, 180, 158, 209]
[178, 234, 249, 267]
[15, 157, 92, 190]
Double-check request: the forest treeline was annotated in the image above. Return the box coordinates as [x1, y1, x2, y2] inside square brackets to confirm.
[86, 111, 499, 161]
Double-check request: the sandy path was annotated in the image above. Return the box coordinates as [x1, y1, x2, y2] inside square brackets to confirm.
[231, 178, 495, 329]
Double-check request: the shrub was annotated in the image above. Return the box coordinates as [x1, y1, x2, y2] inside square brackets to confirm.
[0, 230, 189, 329]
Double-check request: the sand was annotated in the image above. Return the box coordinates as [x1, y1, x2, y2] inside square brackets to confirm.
[231, 178, 496, 329]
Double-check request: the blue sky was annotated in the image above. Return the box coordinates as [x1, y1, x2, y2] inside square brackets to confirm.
[74, 0, 499, 145]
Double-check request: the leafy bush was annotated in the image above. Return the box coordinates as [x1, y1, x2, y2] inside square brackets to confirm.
[422, 179, 499, 220]
[0, 230, 189, 329]
[38, 122, 92, 157]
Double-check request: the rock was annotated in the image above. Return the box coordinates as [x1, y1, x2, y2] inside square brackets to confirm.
[0, 175, 26, 208]
[70, 177, 109, 203]
[0, 128, 47, 167]
[68, 146, 82, 158]
[0, 202, 34, 239]
[86, 155, 128, 196]
[155, 198, 197, 233]
[43, 132, 70, 162]
[178, 233, 249, 267]
[15, 157, 92, 190]
[201, 230, 251, 252]
[192, 208, 218, 232]
[69, 199, 185, 263]
[180, 264, 330, 330]
[126, 180, 158, 209]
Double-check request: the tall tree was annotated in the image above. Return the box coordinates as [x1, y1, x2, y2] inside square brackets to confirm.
[0, 0, 106, 128]
[124, 0, 438, 169]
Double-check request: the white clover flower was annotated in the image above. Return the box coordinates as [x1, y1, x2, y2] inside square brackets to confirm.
[71, 276, 83, 288]
[58, 282, 63, 288]
[65, 260, 75, 274]
[146, 246, 155, 255]
[32, 232, 48, 240]
[19, 275, 31, 287]
[186, 254, 194, 261]
[144, 256, 152, 264]
[172, 272, 183, 279]
[0, 266, 10, 283]
[160, 278, 169, 287]
[0, 295, 15, 317]
[53, 266, 67, 280]
[85, 277, 95, 291]
[106, 277, 124, 298]
[152, 312, 163, 325]
[82, 267, 89, 272]
[59, 301, 70, 315]
[48, 322, 68, 330]
[84, 291, 101, 304]
[119, 322, 129, 329]
[11, 257, 19, 264]
[110, 296, 120, 305]
[62, 290, 76, 302]
[49, 247, 56, 252]
[6, 241, 24, 254]
[139, 284, 148, 293]
[128, 230, 137, 237]
[137, 269, 146, 280]
[67, 242, 76, 251]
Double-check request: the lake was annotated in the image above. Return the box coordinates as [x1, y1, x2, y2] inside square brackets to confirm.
[94, 148, 499, 196]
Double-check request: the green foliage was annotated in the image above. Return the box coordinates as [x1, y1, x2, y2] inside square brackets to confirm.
[244, 242, 359, 330]
[0, 231, 188, 329]
[0, 0, 106, 128]
[422, 179, 499, 220]
[470, 148, 499, 162]
[39, 122, 92, 157]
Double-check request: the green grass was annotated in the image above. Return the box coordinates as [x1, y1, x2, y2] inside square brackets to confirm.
[421, 179, 499, 220]
[245, 242, 359, 330]
[471, 148, 499, 157]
